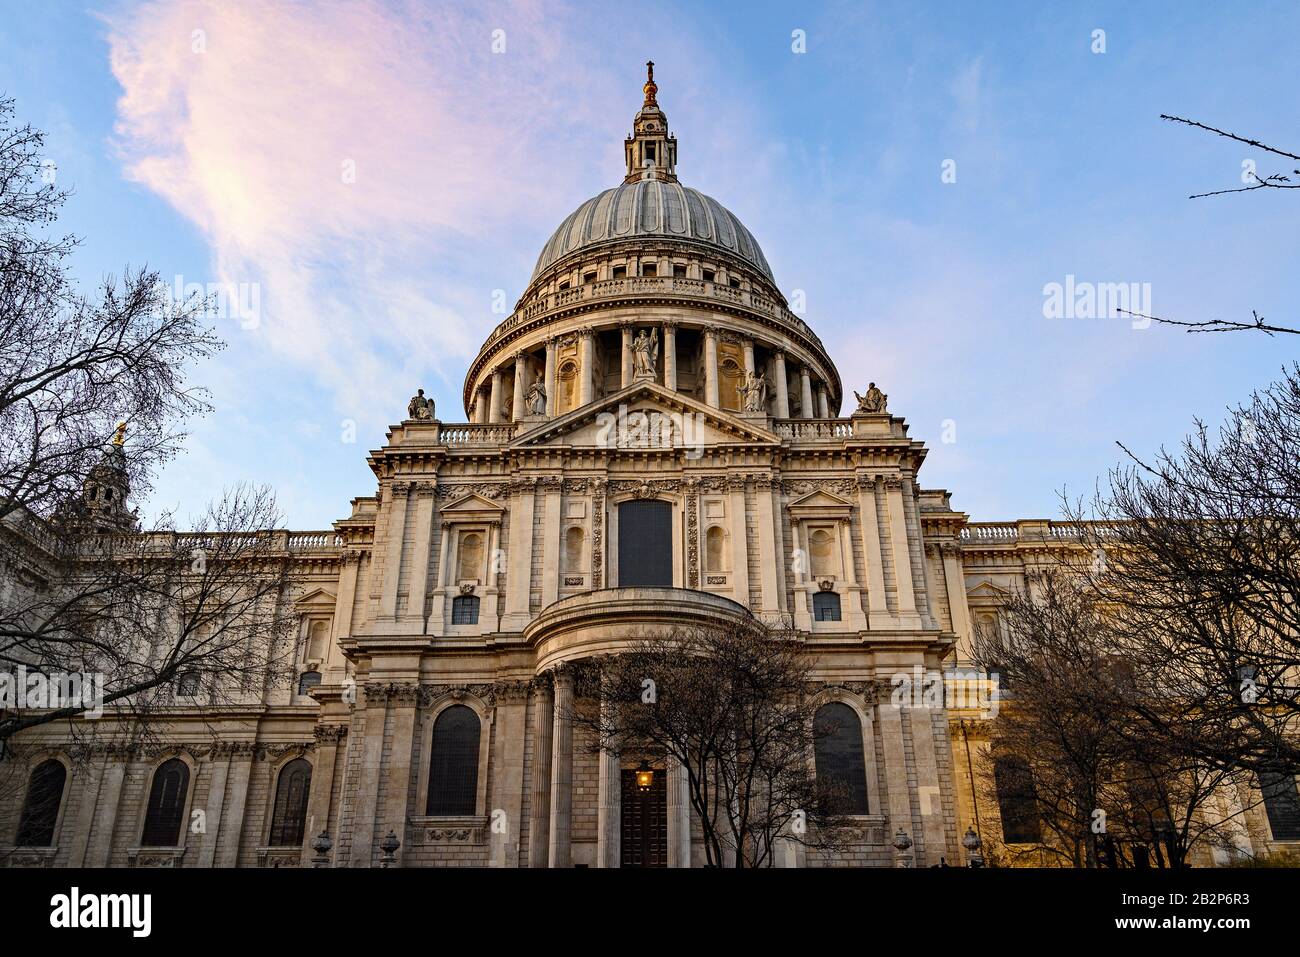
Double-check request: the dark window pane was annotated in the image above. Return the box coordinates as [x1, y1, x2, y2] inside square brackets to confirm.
[813, 592, 841, 621]
[813, 703, 868, 814]
[426, 705, 480, 815]
[297, 671, 322, 696]
[16, 760, 66, 847]
[451, 595, 480, 624]
[269, 758, 313, 846]
[176, 672, 200, 696]
[1260, 772, 1300, 841]
[995, 757, 1042, 843]
[618, 500, 672, 587]
[142, 758, 190, 846]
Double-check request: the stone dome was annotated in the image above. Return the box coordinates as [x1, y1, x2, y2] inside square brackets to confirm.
[530, 180, 774, 285]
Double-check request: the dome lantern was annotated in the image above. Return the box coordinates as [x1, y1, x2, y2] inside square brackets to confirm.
[624, 60, 677, 184]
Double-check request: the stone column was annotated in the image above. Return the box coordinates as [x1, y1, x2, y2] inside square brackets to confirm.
[512, 351, 528, 422]
[663, 321, 677, 391]
[578, 330, 595, 406]
[773, 350, 790, 418]
[527, 677, 554, 868]
[349, 685, 389, 866]
[800, 367, 815, 420]
[548, 665, 574, 867]
[404, 482, 436, 631]
[910, 707, 951, 866]
[380, 684, 419, 865]
[502, 478, 536, 631]
[886, 477, 922, 628]
[754, 476, 784, 616]
[941, 542, 974, 660]
[817, 386, 830, 418]
[704, 328, 720, 407]
[595, 697, 621, 868]
[328, 554, 361, 683]
[197, 751, 232, 867]
[489, 369, 504, 423]
[492, 684, 528, 867]
[378, 482, 410, 620]
[742, 339, 756, 375]
[620, 322, 634, 388]
[217, 745, 254, 867]
[727, 475, 750, 605]
[544, 338, 557, 417]
[877, 698, 915, 856]
[539, 478, 563, 608]
[856, 475, 889, 628]
[302, 726, 345, 865]
[667, 756, 691, 868]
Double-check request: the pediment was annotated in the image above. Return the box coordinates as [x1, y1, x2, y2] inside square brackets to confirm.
[295, 587, 337, 610]
[787, 488, 855, 514]
[510, 383, 779, 451]
[966, 580, 1012, 601]
[439, 492, 505, 516]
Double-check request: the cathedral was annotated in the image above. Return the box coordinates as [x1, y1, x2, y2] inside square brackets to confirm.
[1, 66, 1292, 869]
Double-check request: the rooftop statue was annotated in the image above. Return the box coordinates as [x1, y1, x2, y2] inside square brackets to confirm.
[854, 382, 887, 414]
[407, 388, 434, 421]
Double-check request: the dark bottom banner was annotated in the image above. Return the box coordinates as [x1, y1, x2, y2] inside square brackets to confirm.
[0, 866, 1291, 943]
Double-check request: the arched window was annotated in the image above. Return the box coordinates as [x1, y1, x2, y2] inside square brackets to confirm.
[457, 532, 483, 581]
[426, 705, 481, 815]
[269, 758, 312, 846]
[812, 591, 842, 622]
[813, 703, 868, 814]
[564, 526, 585, 570]
[297, 671, 322, 696]
[706, 526, 726, 572]
[808, 528, 835, 576]
[15, 759, 66, 847]
[142, 758, 190, 846]
[994, 756, 1042, 843]
[451, 595, 480, 625]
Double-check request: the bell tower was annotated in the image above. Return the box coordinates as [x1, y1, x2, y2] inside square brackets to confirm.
[623, 61, 678, 183]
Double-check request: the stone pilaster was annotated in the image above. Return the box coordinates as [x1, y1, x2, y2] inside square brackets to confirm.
[703, 328, 720, 407]
[662, 321, 677, 391]
[548, 665, 574, 867]
[800, 366, 815, 420]
[527, 676, 554, 868]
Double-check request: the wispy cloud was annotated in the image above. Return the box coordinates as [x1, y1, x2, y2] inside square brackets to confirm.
[105, 0, 614, 424]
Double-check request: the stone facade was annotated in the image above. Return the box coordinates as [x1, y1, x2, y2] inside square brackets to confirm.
[2, 69, 1296, 869]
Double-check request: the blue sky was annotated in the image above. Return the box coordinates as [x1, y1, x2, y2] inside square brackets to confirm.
[2, 0, 1297, 528]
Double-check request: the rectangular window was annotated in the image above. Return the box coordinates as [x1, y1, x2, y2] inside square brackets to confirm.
[702, 268, 715, 283]
[642, 263, 656, 277]
[583, 271, 597, 284]
[612, 266, 627, 280]
[673, 264, 686, 278]
[451, 595, 480, 625]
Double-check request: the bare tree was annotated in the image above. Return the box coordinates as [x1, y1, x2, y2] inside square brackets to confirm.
[0, 99, 296, 759]
[0, 483, 298, 754]
[569, 618, 851, 868]
[1120, 115, 1297, 335]
[976, 568, 1251, 868]
[0, 95, 218, 526]
[1069, 367, 1300, 781]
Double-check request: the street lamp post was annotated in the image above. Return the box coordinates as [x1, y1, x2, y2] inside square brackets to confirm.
[961, 826, 984, 868]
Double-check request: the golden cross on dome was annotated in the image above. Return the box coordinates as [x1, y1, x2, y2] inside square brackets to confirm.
[112, 421, 127, 446]
[643, 60, 657, 105]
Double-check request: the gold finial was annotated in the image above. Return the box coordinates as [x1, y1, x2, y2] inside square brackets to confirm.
[112, 421, 127, 446]
[643, 60, 657, 106]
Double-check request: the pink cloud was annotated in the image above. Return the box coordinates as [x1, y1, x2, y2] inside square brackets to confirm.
[105, 0, 618, 420]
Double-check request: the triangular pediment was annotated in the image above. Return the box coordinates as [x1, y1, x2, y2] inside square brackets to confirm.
[510, 382, 779, 451]
[788, 488, 855, 512]
[967, 580, 1012, 600]
[439, 492, 505, 514]
[295, 587, 337, 610]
